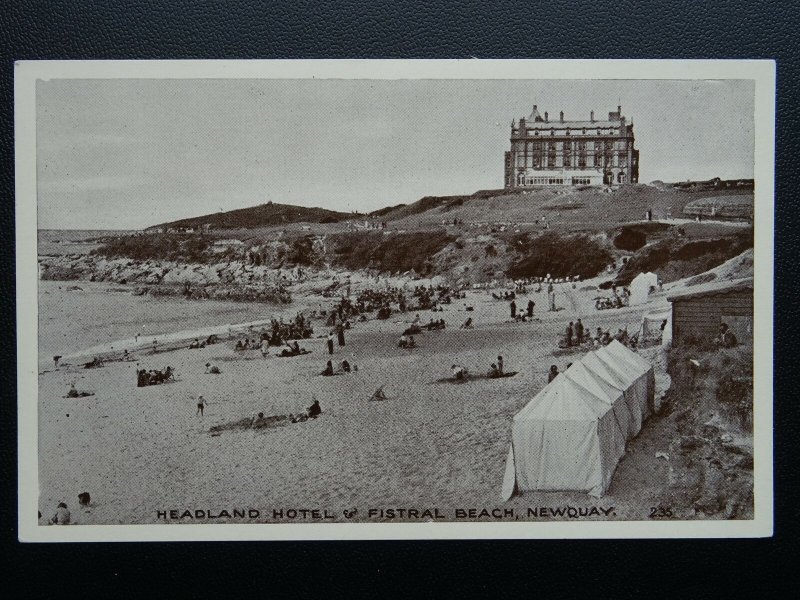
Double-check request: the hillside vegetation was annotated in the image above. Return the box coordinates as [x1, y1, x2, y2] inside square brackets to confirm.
[153, 202, 352, 230]
[507, 232, 613, 279]
[616, 228, 753, 285]
[328, 230, 456, 275]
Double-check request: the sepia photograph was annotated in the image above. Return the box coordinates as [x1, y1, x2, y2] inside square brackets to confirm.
[16, 60, 774, 541]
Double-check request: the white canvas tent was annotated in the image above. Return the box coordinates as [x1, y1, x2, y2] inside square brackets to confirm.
[629, 271, 659, 306]
[637, 307, 672, 346]
[501, 341, 654, 499]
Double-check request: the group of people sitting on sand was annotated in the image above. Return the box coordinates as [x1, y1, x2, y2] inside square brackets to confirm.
[65, 383, 94, 398]
[320, 284, 464, 325]
[321, 359, 356, 376]
[286, 400, 323, 424]
[188, 335, 218, 350]
[279, 339, 310, 357]
[559, 320, 636, 349]
[425, 318, 446, 331]
[492, 290, 517, 301]
[398, 334, 417, 349]
[234, 338, 259, 351]
[259, 315, 314, 346]
[137, 366, 174, 387]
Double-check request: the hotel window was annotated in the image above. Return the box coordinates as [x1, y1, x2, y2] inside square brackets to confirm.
[550, 129, 554, 136]
[582, 129, 586, 134]
[566, 129, 570, 136]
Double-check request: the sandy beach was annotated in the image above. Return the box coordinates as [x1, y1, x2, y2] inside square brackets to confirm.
[38, 276, 678, 524]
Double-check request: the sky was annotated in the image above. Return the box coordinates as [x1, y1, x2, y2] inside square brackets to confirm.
[36, 78, 754, 230]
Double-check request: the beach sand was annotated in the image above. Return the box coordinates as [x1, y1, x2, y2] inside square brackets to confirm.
[37, 279, 677, 524]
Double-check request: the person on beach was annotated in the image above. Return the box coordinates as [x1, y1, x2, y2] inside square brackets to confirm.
[321, 360, 334, 376]
[548, 365, 560, 383]
[527, 299, 535, 318]
[260, 339, 270, 358]
[327, 332, 335, 355]
[251, 412, 266, 428]
[337, 325, 346, 347]
[497, 355, 504, 376]
[451, 364, 467, 381]
[308, 400, 322, 418]
[196, 395, 206, 416]
[565, 322, 574, 347]
[510, 300, 516, 319]
[487, 363, 501, 378]
[715, 323, 738, 348]
[53, 355, 61, 369]
[575, 319, 584, 344]
[50, 502, 71, 525]
[341, 359, 351, 373]
[205, 363, 221, 374]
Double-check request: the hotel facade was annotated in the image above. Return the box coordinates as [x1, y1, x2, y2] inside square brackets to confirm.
[504, 105, 639, 188]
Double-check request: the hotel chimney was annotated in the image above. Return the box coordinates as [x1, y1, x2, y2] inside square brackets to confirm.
[559, 111, 564, 122]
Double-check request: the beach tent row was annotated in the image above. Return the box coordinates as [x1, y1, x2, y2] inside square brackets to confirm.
[501, 340, 655, 499]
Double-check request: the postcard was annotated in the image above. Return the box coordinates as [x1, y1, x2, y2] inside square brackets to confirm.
[16, 59, 774, 540]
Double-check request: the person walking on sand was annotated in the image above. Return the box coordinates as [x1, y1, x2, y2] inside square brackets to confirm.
[337, 325, 346, 347]
[497, 355, 504, 376]
[260, 338, 269, 359]
[50, 502, 71, 525]
[575, 319, 584, 344]
[327, 332, 335, 355]
[510, 300, 517, 319]
[527, 299, 535, 318]
[196, 395, 207, 417]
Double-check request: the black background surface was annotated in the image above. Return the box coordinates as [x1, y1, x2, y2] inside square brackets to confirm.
[2, 1, 796, 596]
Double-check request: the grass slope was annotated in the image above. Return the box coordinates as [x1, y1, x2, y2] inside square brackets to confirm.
[152, 202, 352, 230]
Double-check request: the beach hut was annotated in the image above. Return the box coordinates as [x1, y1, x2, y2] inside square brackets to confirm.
[501, 341, 654, 499]
[629, 271, 659, 306]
